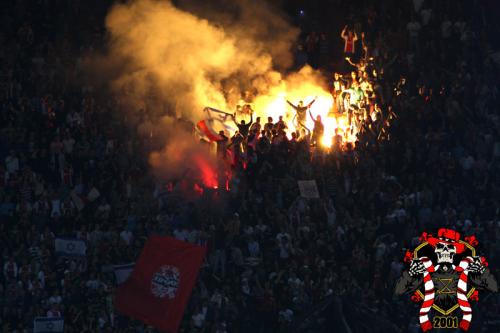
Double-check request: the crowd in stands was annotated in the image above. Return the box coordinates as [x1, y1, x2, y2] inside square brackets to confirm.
[1, 0, 500, 332]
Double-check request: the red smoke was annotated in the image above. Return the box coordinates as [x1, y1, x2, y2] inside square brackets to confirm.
[192, 154, 218, 189]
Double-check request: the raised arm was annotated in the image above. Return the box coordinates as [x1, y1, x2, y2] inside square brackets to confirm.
[309, 110, 315, 122]
[353, 32, 359, 42]
[307, 98, 317, 108]
[232, 113, 238, 125]
[341, 25, 348, 39]
[286, 100, 297, 110]
[345, 57, 356, 66]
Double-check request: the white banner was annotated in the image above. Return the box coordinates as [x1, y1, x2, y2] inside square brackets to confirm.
[87, 187, 100, 202]
[33, 317, 64, 333]
[298, 180, 320, 199]
[70, 190, 85, 211]
[55, 238, 86, 257]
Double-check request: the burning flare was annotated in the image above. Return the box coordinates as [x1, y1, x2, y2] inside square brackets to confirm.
[227, 66, 358, 147]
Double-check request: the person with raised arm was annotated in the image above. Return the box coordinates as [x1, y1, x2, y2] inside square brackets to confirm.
[233, 111, 253, 138]
[341, 25, 358, 58]
[309, 110, 324, 147]
[286, 97, 316, 129]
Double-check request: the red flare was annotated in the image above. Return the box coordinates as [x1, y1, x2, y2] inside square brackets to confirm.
[192, 155, 218, 189]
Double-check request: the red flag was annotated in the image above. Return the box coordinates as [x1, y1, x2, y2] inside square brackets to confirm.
[115, 236, 206, 332]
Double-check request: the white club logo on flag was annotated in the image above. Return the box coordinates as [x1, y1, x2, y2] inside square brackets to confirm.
[151, 265, 180, 299]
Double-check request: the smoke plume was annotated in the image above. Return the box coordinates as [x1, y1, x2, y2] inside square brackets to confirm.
[103, 0, 299, 120]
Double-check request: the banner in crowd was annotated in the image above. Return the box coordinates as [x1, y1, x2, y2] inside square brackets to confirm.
[115, 236, 207, 333]
[55, 238, 86, 257]
[196, 119, 223, 141]
[87, 187, 100, 202]
[114, 263, 135, 285]
[298, 180, 320, 198]
[33, 317, 64, 333]
[70, 190, 86, 211]
[69, 187, 100, 210]
[196, 107, 236, 142]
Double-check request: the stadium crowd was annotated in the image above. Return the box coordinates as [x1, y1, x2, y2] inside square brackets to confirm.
[1, 0, 500, 332]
